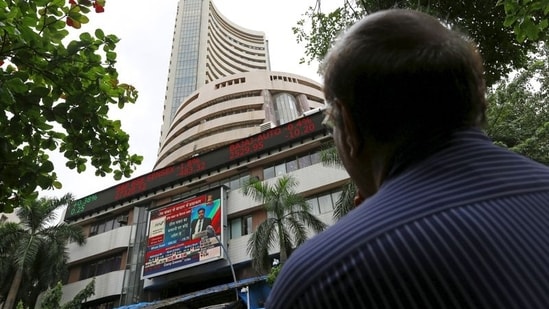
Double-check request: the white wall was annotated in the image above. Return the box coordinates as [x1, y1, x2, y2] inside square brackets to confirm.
[67, 225, 133, 263]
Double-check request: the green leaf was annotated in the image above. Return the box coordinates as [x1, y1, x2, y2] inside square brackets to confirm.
[0, 0, 141, 214]
[95, 28, 105, 39]
[79, 32, 92, 41]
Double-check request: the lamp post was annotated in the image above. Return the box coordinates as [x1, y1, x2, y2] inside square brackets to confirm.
[206, 225, 239, 302]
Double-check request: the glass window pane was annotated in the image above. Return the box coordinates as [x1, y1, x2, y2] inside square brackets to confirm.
[307, 198, 320, 215]
[274, 163, 286, 176]
[104, 219, 114, 232]
[310, 152, 321, 165]
[263, 166, 275, 179]
[97, 222, 106, 234]
[298, 155, 312, 169]
[244, 216, 252, 235]
[286, 159, 298, 172]
[318, 194, 333, 213]
[240, 174, 250, 187]
[331, 191, 342, 207]
[230, 218, 242, 239]
[230, 177, 239, 190]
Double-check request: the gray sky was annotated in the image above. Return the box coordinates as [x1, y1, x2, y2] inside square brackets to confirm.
[45, 0, 339, 201]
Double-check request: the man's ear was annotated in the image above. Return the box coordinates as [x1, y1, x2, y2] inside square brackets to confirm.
[338, 101, 362, 158]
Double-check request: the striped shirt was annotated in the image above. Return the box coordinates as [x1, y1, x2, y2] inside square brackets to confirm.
[266, 129, 549, 308]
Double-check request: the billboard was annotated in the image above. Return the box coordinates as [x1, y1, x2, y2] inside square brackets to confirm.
[143, 187, 225, 279]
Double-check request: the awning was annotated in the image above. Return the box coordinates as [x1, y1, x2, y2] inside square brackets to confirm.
[119, 276, 267, 309]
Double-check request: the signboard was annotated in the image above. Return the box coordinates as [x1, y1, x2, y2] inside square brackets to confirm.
[142, 187, 225, 279]
[64, 111, 325, 221]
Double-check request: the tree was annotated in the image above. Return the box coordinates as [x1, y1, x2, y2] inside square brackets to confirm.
[0, 194, 86, 309]
[319, 144, 357, 220]
[487, 43, 549, 165]
[40, 279, 95, 309]
[500, 0, 549, 42]
[293, 0, 542, 86]
[0, 0, 142, 213]
[243, 175, 327, 272]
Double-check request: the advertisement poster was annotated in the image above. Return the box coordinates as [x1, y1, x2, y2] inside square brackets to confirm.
[143, 187, 224, 279]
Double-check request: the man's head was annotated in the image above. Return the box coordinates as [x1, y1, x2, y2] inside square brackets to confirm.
[197, 208, 205, 219]
[322, 9, 487, 196]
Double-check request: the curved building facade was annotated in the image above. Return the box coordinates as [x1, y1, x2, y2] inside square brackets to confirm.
[160, 0, 269, 145]
[156, 70, 325, 169]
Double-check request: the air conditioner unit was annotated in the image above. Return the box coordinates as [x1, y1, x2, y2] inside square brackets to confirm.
[117, 215, 129, 224]
[259, 122, 273, 132]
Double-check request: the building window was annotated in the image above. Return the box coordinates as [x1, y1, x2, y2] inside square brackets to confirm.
[262, 150, 323, 180]
[274, 163, 286, 177]
[88, 213, 128, 237]
[273, 93, 299, 125]
[79, 253, 123, 280]
[263, 166, 275, 179]
[306, 189, 343, 215]
[224, 173, 250, 190]
[318, 194, 334, 214]
[230, 215, 252, 239]
[307, 198, 320, 215]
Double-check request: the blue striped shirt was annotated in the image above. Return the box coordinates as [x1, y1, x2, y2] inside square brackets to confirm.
[267, 129, 549, 308]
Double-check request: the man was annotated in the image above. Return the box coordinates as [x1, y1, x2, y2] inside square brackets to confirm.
[267, 9, 549, 308]
[190, 207, 211, 235]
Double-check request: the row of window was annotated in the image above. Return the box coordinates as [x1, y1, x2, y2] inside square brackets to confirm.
[227, 189, 342, 239]
[172, 149, 323, 201]
[89, 212, 129, 237]
[307, 190, 342, 215]
[79, 253, 123, 280]
[263, 151, 322, 179]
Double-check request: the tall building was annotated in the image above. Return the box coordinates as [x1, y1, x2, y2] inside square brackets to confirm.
[159, 0, 270, 147]
[54, 1, 348, 308]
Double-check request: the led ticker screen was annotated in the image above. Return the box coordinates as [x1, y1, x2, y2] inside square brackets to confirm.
[64, 111, 325, 221]
[143, 187, 225, 279]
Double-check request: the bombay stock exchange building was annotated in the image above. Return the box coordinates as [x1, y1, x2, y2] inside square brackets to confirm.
[55, 0, 348, 308]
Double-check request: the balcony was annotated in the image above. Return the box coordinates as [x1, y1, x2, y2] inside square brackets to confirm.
[68, 225, 133, 263]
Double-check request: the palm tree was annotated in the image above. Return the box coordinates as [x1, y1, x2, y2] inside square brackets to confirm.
[319, 143, 358, 220]
[243, 175, 327, 272]
[0, 194, 86, 309]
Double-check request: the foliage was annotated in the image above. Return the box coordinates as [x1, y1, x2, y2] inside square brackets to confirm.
[319, 143, 357, 220]
[243, 175, 327, 272]
[15, 301, 27, 309]
[486, 43, 549, 165]
[266, 264, 282, 287]
[499, 0, 549, 42]
[40, 279, 95, 309]
[293, 0, 542, 86]
[0, 0, 142, 213]
[0, 194, 86, 309]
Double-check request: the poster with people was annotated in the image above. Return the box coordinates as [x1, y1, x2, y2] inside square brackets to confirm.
[143, 187, 224, 279]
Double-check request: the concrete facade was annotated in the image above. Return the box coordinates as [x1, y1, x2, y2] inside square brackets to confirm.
[159, 0, 269, 147]
[156, 70, 325, 168]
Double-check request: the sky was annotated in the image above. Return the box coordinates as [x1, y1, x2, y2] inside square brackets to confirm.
[44, 0, 341, 202]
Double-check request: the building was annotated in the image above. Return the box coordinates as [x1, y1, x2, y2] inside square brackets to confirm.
[159, 0, 270, 147]
[156, 70, 326, 168]
[56, 1, 349, 308]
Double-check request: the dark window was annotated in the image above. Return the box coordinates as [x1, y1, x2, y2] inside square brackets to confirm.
[230, 215, 253, 239]
[79, 254, 123, 280]
[88, 213, 128, 237]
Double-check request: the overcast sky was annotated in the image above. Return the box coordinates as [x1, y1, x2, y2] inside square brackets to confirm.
[44, 0, 340, 201]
